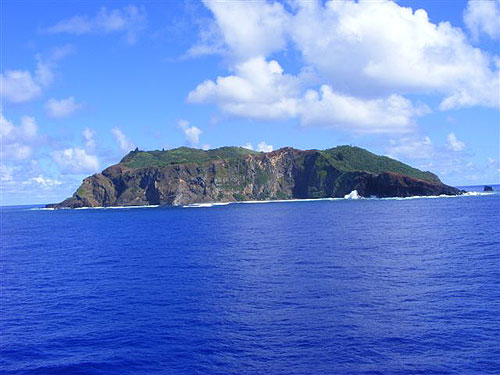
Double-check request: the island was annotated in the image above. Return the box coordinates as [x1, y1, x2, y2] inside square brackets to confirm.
[46, 145, 463, 208]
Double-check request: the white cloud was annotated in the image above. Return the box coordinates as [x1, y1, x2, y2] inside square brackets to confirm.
[0, 160, 85, 204]
[0, 70, 42, 103]
[201, 144, 211, 150]
[82, 128, 96, 151]
[0, 113, 38, 160]
[188, 57, 301, 121]
[446, 132, 466, 151]
[0, 46, 73, 103]
[256, 141, 273, 152]
[52, 148, 99, 174]
[301, 86, 428, 133]
[185, 18, 226, 58]
[178, 120, 202, 146]
[387, 136, 434, 159]
[45, 96, 83, 118]
[191, 0, 500, 127]
[199, 0, 290, 60]
[45, 5, 147, 44]
[464, 0, 500, 40]
[23, 176, 62, 189]
[188, 57, 425, 133]
[111, 127, 135, 152]
[243, 141, 273, 152]
[291, 0, 499, 109]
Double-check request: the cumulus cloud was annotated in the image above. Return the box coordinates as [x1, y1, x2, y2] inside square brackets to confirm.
[446, 133, 466, 151]
[111, 127, 135, 152]
[0, 70, 42, 103]
[188, 57, 301, 121]
[0, 113, 38, 160]
[23, 176, 62, 189]
[45, 97, 83, 118]
[45, 5, 147, 44]
[188, 57, 426, 133]
[464, 0, 500, 40]
[189, 0, 499, 131]
[197, 0, 290, 60]
[45, 96, 83, 118]
[257, 141, 273, 152]
[241, 141, 274, 152]
[301, 86, 428, 133]
[178, 120, 202, 146]
[288, 0, 498, 106]
[0, 46, 73, 103]
[52, 148, 99, 174]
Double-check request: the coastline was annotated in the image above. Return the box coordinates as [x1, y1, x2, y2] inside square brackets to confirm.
[28, 190, 496, 210]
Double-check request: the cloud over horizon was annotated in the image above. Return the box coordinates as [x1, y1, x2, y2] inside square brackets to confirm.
[112, 127, 135, 152]
[178, 120, 202, 146]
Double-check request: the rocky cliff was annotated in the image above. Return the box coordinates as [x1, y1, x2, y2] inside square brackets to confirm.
[47, 146, 462, 208]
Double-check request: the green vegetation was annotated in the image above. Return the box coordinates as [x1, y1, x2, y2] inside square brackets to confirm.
[276, 191, 288, 200]
[119, 145, 438, 183]
[120, 147, 259, 169]
[254, 168, 270, 186]
[320, 146, 440, 183]
[76, 187, 87, 198]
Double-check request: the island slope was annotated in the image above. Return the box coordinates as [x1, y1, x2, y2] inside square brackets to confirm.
[47, 146, 462, 208]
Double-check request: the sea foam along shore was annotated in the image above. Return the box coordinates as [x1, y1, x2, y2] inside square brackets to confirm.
[31, 191, 493, 210]
[33, 205, 160, 211]
[182, 190, 493, 208]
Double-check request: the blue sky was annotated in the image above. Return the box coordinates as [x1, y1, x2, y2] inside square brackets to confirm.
[1, 0, 499, 205]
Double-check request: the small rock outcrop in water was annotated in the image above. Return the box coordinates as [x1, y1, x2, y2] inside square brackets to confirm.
[47, 145, 463, 208]
[484, 185, 494, 192]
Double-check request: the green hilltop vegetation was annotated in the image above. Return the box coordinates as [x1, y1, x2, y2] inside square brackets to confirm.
[318, 146, 440, 183]
[120, 145, 439, 183]
[120, 146, 259, 168]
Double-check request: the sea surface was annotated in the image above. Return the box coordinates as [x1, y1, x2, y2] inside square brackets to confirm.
[1, 186, 499, 375]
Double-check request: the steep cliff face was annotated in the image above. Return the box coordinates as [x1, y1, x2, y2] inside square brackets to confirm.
[47, 146, 462, 208]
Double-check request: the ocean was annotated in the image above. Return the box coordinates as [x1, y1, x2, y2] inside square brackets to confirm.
[1, 186, 499, 374]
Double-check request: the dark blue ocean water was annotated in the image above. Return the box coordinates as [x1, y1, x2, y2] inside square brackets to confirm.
[1, 188, 500, 375]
